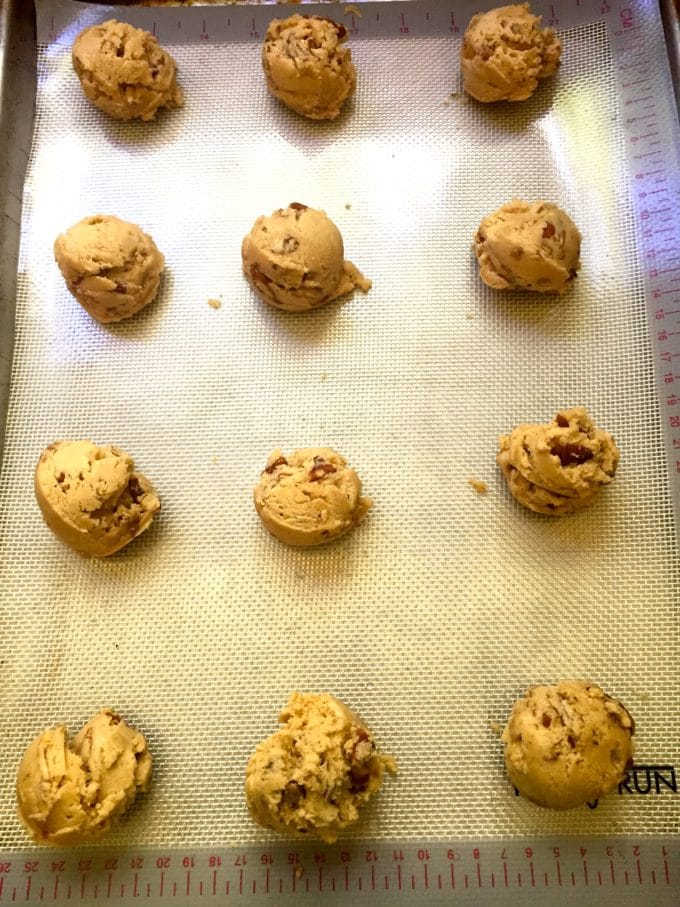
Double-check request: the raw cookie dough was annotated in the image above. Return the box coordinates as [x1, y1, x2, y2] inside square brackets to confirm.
[475, 199, 581, 293]
[72, 19, 183, 121]
[54, 215, 165, 324]
[35, 439, 160, 557]
[262, 15, 356, 120]
[497, 407, 619, 515]
[242, 203, 371, 312]
[245, 692, 396, 843]
[461, 3, 561, 103]
[17, 709, 152, 846]
[502, 681, 634, 809]
[254, 447, 372, 546]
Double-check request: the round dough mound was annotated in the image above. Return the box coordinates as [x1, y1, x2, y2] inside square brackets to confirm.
[254, 447, 372, 546]
[35, 440, 160, 557]
[262, 15, 356, 120]
[72, 19, 183, 121]
[461, 3, 561, 103]
[54, 215, 164, 323]
[497, 407, 619, 515]
[502, 681, 634, 809]
[242, 203, 371, 312]
[245, 692, 396, 843]
[475, 199, 581, 293]
[17, 709, 152, 846]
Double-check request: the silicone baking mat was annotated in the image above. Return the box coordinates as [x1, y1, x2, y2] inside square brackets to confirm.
[0, 0, 679, 857]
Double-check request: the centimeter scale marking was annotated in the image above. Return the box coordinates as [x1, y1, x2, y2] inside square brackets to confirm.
[0, 838, 677, 904]
[609, 1, 680, 542]
[19, 1, 680, 903]
[43, 1, 644, 44]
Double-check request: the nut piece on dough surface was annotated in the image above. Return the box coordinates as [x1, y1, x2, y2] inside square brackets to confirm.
[501, 681, 634, 809]
[262, 15, 356, 120]
[17, 709, 152, 846]
[497, 407, 619, 516]
[54, 215, 165, 324]
[475, 199, 581, 293]
[242, 203, 371, 313]
[245, 692, 396, 843]
[72, 19, 182, 121]
[461, 3, 561, 103]
[35, 440, 160, 557]
[254, 447, 372, 546]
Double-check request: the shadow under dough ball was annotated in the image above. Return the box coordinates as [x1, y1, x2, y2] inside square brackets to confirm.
[242, 203, 371, 312]
[54, 215, 164, 324]
[34, 439, 160, 557]
[262, 14, 356, 120]
[72, 18, 183, 120]
[461, 2, 561, 102]
[501, 681, 634, 809]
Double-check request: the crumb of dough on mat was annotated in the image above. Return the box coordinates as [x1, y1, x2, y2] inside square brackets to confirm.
[344, 4, 363, 16]
[208, 298, 222, 309]
[489, 720, 502, 736]
[468, 478, 489, 494]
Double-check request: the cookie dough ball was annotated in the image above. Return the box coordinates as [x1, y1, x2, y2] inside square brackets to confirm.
[475, 199, 581, 293]
[245, 692, 396, 843]
[17, 709, 152, 846]
[54, 215, 164, 324]
[497, 407, 619, 515]
[262, 15, 356, 120]
[502, 681, 634, 809]
[254, 447, 372, 546]
[72, 19, 182, 121]
[461, 3, 561, 103]
[242, 203, 371, 313]
[35, 440, 160, 557]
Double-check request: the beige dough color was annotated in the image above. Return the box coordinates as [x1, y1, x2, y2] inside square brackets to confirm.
[502, 681, 634, 809]
[35, 439, 160, 557]
[17, 709, 152, 846]
[475, 199, 581, 293]
[54, 215, 164, 324]
[461, 3, 561, 103]
[497, 407, 619, 515]
[262, 15, 356, 120]
[254, 447, 372, 546]
[245, 692, 396, 843]
[72, 19, 183, 121]
[242, 203, 371, 312]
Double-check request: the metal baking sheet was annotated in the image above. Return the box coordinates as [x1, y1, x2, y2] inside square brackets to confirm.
[1, 0, 679, 858]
